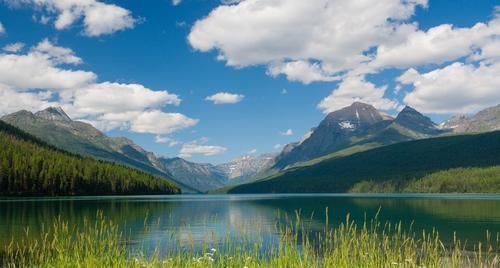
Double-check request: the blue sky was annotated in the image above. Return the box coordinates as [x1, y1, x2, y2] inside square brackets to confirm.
[1, 0, 500, 164]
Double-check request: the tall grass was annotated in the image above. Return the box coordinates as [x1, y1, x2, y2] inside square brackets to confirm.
[2, 210, 499, 267]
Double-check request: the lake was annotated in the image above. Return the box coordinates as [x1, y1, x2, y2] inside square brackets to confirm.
[1, 194, 499, 254]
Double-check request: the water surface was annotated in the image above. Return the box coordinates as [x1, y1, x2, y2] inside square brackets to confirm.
[1, 194, 499, 253]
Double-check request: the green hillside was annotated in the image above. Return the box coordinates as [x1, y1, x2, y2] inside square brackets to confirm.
[0, 121, 181, 196]
[228, 131, 500, 193]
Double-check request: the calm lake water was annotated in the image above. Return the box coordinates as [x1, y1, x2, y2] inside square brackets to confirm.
[1, 194, 499, 253]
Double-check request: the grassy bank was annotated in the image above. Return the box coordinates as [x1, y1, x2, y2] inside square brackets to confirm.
[2, 212, 499, 267]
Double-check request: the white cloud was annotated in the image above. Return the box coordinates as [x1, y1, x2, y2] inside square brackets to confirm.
[399, 62, 500, 114]
[71, 82, 180, 115]
[267, 61, 340, 84]
[189, 0, 427, 82]
[179, 140, 227, 157]
[273, 144, 282, 149]
[0, 41, 96, 91]
[172, 0, 182, 6]
[2, 42, 25, 53]
[205, 92, 244, 104]
[248, 148, 257, 154]
[11, 0, 136, 36]
[0, 21, 4, 34]
[131, 110, 199, 135]
[279, 129, 293, 136]
[318, 75, 400, 114]
[371, 18, 500, 69]
[31, 38, 82, 64]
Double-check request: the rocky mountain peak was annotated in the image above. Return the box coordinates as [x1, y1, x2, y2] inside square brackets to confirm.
[35, 107, 72, 122]
[322, 102, 384, 130]
[395, 106, 441, 135]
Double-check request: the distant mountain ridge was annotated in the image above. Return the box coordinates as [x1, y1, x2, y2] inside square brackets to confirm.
[159, 153, 276, 192]
[441, 104, 500, 133]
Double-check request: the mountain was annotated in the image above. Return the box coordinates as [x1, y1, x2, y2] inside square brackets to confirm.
[273, 102, 385, 168]
[228, 131, 500, 194]
[159, 157, 228, 193]
[441, 104, 500, 133]
[393, 106, 442, 136]
[0, 120, 180, 196]
[273, 102, 445, 169]
[159, 153, 276, 192]
[0, 107, 200, 192]
[217, 153, 276, 180]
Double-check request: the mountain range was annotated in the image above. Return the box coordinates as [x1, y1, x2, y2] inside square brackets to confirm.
[1, 102, 499, 194]
[227, 102, 500, 193]
[0, 107, 275, 193]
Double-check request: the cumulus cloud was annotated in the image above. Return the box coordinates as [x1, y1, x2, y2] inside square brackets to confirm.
[130, 111, 199, 135]
[318, 75, 400, 114]
[205, 92, 244, 104]
[189, 0, 427, 82]
[0, 21, 4, 34]
[9, 0, 136, 36]
[179, 140, 227, 157]
[279, 129, 293, 136]
[2, 42, 24, 53]
[31, 38, 82, 64]
[0, 41, 96, 91]
[371, 18, 500, 69]
[0, 39, 198, 136]
[267, 61, 341, 84]
[71, 82, 180, 115]
[399, 62, 500, 114]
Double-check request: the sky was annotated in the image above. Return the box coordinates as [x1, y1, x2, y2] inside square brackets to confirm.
[0, 0, 499, 164]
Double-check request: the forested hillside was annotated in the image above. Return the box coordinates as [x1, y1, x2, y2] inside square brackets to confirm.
[0, 121, 180, 196]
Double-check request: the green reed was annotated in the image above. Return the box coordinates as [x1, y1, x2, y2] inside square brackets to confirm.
[2, 209, 499, 268]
